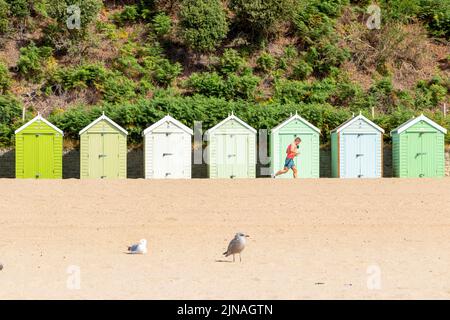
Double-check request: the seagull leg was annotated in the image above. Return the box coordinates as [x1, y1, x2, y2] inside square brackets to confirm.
[233, 255, 235, 262]
[239, 253, 242, 262]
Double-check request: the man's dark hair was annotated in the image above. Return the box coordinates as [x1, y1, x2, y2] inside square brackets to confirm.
[295, 137, 301, 142]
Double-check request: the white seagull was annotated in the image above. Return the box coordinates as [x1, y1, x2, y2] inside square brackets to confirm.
[127, 239, 148, 254]
[223, 232, 249, 262]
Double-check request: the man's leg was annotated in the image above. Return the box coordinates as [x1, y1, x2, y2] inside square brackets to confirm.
[275, 167, 289, 176]
[292, 166, 298, 178]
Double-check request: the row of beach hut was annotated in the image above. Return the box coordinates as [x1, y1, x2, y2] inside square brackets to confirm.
[12, 111, 447, 179]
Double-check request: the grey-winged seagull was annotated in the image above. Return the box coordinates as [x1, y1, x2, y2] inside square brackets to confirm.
[128, 239, 147, 254]
[223, 233, 249, 262]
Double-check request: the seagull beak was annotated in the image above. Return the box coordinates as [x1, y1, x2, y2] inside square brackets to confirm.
[245, 235, 250, 237]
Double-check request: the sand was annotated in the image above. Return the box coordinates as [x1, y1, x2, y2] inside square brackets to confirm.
[0, 178, 449, 299]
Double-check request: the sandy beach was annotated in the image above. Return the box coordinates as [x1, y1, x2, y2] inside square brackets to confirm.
[0, 178, 449, 299]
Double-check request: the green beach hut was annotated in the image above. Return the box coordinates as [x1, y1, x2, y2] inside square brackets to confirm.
[391, 114, 447, 178]
[79, 113, 128, 179]
[15, 114, 63, 179]
[205, 112, 257, 179]
[270, 113, 320, 178]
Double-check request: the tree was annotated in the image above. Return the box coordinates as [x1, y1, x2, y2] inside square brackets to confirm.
[229, 0, 296, 36]
[179, 0, 228, 53]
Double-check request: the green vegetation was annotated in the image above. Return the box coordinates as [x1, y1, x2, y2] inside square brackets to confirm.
[0, 0, 448, 147]
[179, 0, 229, 52]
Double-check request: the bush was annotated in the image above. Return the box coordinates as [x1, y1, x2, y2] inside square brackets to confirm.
[417, 0, 450, 39]
[292, 60, 313, 80]
[7, 0, 29, 18]
[112, 5, 140, 25]
[0, 0, 9, 34]
[230, 0, 296, 36]
[44, 0, 102, 46]
[184, 71, 260, 100]
[102, 72, 137, 103]
[218, 49, 245, 74]
[305, 42, 350, 76]
[17, 43, 53, 82]
[256, 52, 276, 73]
[179, 0, 228, 52]
[152, 12, 172, 37]
[0, 94, 22, 147]
[0, 61, 11, 93]
[414, 76, 448, 109]
[151, 59, 182, 86]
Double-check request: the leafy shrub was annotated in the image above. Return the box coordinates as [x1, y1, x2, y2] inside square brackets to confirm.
[230, 0, 296, 36]
[0, 61, 11, 93]
[305, 42, 350, 76]
[0, 94, 22, 147]
[218, 49, 245, 74]
[7, 0, 29, 18]
[184, 71, 260, 100]
[44, 0, 103, 46]
[414, 76, 448, 109]
[292, 0, 337, 44]
[102, 72, 137, 103]
[179, 0, 228, 52]
[112, 5, 140, 25]
[17, 43, 53, 82]
[292, 60, 313, 80]
[151, 59, 182, 86]
[0, 0, 9, 34]
[417, 0, 450, 39]
[152, 12, 172, 37]
[256, 52, 276, 73]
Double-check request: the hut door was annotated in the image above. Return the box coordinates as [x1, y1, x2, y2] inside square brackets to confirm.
[408, 132, 436, 177]
[103, 133, 120, 178]
[359, 134, 377, 178]
[234, 134, 248, 178]
[23, 134, 54, 179]
[88, 134, 103, 178]
[152, 133, 167, 178]
[420, 133, 436, 177]
[167, 133, 184, 178]
[343, 134, 360, 178]
[88, 133, 119, 178]
[153, 133, 184, 178]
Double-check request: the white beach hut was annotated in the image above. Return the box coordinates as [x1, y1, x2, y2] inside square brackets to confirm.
[143, 115, 193, 179]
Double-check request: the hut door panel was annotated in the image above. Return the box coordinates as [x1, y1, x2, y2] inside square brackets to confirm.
[359, 134, 377, 178]
[343, 134, 359, 178]
[23, 134, 39, 178]
[234, 134, 248, 178]
[88, 134, 103, 178]
[38, 134, 54, 179]
[215, 135, 230, 178]
[152, 133, 171, 178]
[167, 133, 184, 178]
[298, 134, 313, 178]
[420, 133, 436, 177]
[406, 133, 422, 177]
[103, 134, 120, 178]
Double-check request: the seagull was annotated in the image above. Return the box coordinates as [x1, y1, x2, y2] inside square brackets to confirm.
[223, 233, 249, 262]
[127, 239, 147, 254]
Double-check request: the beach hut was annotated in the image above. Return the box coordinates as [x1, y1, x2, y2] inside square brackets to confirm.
[142, 115, 193, 179]
[391, 114, 447, 178]
[15, 114, 63, 179]
[271, 113, 320, 178]
[331, 113, 384, 178]
[205, 112, 257, 179]
[79, 113, 127, 179]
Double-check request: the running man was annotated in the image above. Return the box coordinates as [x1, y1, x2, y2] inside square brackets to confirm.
[272, 137, 301, 178]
